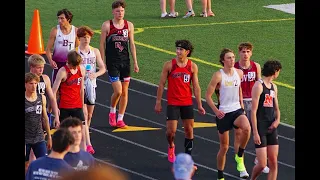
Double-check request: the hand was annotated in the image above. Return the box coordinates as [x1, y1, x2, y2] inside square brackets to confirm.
[134, 63, 139, 73]
[198, 106, 206, 115]
[253, 133, 261, 145]
[54, 116, 60, 128]
[268, 120, 279, 132]
[49, 60, 58, 69]
[154, 102, 162, 114]
[47, 137, 52, 150]
[214, 110, 225, 119]
[88, 72, 97, 80]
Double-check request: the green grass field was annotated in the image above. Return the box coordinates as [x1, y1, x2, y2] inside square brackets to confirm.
[25, 0, 295, 126]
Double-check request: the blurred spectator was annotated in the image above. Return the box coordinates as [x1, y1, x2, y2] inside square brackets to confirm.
[160, 0, 178, 18]
[60, 163, 128, 180]
[172, 153, 197, 180]
[25, 128, 75, 179]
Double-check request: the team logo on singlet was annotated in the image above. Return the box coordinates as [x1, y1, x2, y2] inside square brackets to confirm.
[263, 90, 275, 107]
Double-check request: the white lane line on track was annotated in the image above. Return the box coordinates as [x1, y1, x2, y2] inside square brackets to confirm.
[94, 102, 295, 169]
[95, 158, 159, 180]
[91, 127, 243, 180]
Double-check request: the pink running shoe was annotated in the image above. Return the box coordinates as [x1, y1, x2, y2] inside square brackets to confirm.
[109, 113, 116, 127]
[168, 145, 176, 163]
[86, 145, 95, 154]
[116, 120, 127, 128]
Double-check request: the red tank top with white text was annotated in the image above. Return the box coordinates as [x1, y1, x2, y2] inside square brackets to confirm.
[234, 60, 258, 98]
[59, 65, 83, 108]
[167, 59, 193, 106]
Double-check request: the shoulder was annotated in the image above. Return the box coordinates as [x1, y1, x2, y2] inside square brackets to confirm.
[127, 21, 134, 29]
[272, 82, 278, 91]
[235, 68, 243, 75]
[253, 61, 261, 68]
[42, 74, 51, 83]
[102, 20, 111, 28]
[213, 70, 222, 78]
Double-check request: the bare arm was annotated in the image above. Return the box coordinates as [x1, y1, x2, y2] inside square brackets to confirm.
[255, 62, 262, 79]
[251, 81, 262, 136]
[99, 21, 110, 64]
[52, 67, 66, 99]
[41, 95, 52, 149]
[155, 61, 170, 113]
[205, 71, 221, 116]
[43, 75, 59, 117]
[74, 27, 80, 48]
[80, 66, 86, 106]
[236, 69, 244, 109]
[271, 83, 280, 127]
[46, 27, 57, 68]
[128, 21, 138, 68]
[191, 63, 202, 108]
[94, 48, 106, 77]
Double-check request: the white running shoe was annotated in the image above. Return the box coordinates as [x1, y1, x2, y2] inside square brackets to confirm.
[183, 10, 195, 18]
[240, 170, 249, 179]
[254, 158, 270, 173]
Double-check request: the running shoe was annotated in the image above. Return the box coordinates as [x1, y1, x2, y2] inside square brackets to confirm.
[168, 145, 176, 163]
[235, 154, 249, 178]
[254, 158, 270, 173]
[109, 113, 116, 127]
[116, 120, 127, 128]
[182, 10, 195, 18]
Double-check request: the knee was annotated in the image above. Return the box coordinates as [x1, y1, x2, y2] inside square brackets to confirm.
[87, 113, 93, 121]
[267, 156, 278, 168]
[219, 143, 229, 154]
[114, 89, 122, 97]
[241, 124, 251, 135]
[121, 89, 128, 97]
[184, 126, 193, 136]
[166, 130, 176, 137]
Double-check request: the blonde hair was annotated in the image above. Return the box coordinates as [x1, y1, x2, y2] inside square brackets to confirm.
[28, 54, 46, 67]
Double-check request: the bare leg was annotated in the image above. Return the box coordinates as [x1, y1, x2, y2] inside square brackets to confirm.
[217, 131, 230, 171]
[110, 81, 122, 109]
[251, 147, 267, 179]
[118, 82, 129, 115]
[160, 0, 167, 14]
[166, 120, 178, 147]
[169, 0, 176, 14]
[267, 145, 279, 180]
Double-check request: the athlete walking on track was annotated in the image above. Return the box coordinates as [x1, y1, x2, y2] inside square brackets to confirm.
[250, 60, 282, 180]
[99, 0, 139, 128]
[155, 39, 206, 164]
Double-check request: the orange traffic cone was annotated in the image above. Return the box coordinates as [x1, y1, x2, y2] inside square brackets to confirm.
[25, 9, 46, 55]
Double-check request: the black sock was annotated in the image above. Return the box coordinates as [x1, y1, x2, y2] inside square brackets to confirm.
[218, 170, 224, 179]
[184, 138, 193, 155]
[238, 147, 245, 157]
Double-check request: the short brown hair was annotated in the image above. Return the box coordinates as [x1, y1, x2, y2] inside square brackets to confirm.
[25, 72, 40, 83]
[112, 0, 126, 9]
[238, 42, 253, 51]
[67, 50, 82, 67]
[219, 48, 234, 66]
